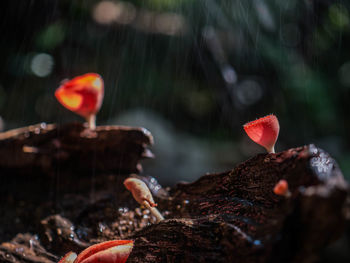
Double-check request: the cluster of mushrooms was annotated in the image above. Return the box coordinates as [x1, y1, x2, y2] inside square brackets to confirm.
[55, 73, 289, 263]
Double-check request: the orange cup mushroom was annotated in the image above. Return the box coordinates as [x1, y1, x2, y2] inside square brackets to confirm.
[55, 73, 104, 130]
[273, 179, 291, 198]
[58, 240, 134, 263]
[243, 114, 280, 153]
[124, 177, 164, 223]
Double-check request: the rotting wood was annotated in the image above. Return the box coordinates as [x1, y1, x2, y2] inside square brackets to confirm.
[0, 123, 348, 263]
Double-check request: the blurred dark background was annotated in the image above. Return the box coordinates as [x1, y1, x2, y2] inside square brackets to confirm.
[0, 0, 350, 185]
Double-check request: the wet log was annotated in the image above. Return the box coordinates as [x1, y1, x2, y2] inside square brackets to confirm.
[127, 145, 348, 263]
[0, 122, 154, 175]
[0, 143, 348, 263]
[0, 123, 153, 243]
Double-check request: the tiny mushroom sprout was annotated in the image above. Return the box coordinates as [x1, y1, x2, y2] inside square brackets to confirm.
[55, 73, 104, 130]
[273, 179, 291, 198]
[124, 177, 164, 223]
[58, 240, 134, 263]
[243, 114, 280, 153]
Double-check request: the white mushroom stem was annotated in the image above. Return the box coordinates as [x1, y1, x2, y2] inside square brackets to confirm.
[143, 201, 164, 223]
[266, 146, 275, 154]
[284, 191, 292, 198]
[86, 114, 96, 130]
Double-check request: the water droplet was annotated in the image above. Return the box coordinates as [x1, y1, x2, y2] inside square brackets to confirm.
[40, 122, 47, 129]
[135, 208, 142, 216]
[143, 209, 150, 215]
[98, 223, 106, 233]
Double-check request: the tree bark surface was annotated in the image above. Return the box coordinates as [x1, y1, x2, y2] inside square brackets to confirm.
[0, 124, 348, 263]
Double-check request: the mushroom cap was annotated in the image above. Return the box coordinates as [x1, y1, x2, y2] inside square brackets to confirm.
[75, 240, 134, 263]
[124, 177, 156, 207]
[243, 114, 280, 153]
[273, 179, 289, 196]
[55, 73, 104, 118]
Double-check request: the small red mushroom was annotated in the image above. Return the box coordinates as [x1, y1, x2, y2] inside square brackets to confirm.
[243, 114, 280, 153]
[55, 73, 104, 130]
[124, 177, 164, 222]
[273, 179, 291, 197]
[58, 240, 133, 263]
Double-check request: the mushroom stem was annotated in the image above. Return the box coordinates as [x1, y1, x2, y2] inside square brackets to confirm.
[143, 200, 164, 223]
[268, 146, 275, 154]
[86, 114, 96, 130]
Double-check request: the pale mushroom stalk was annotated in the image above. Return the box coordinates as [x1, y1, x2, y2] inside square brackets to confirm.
[268, 146, 275, 154]
[142, 200, 164, 223]
[86, 114, 96, 130]
[284, 190, 291, 198]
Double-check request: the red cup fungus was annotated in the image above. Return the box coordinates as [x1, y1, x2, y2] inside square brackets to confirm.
[55, 73, 104, 130]
[273, 179, 291, 197]
[58, 240, 133, 263]
[243, 114, 280, 153]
